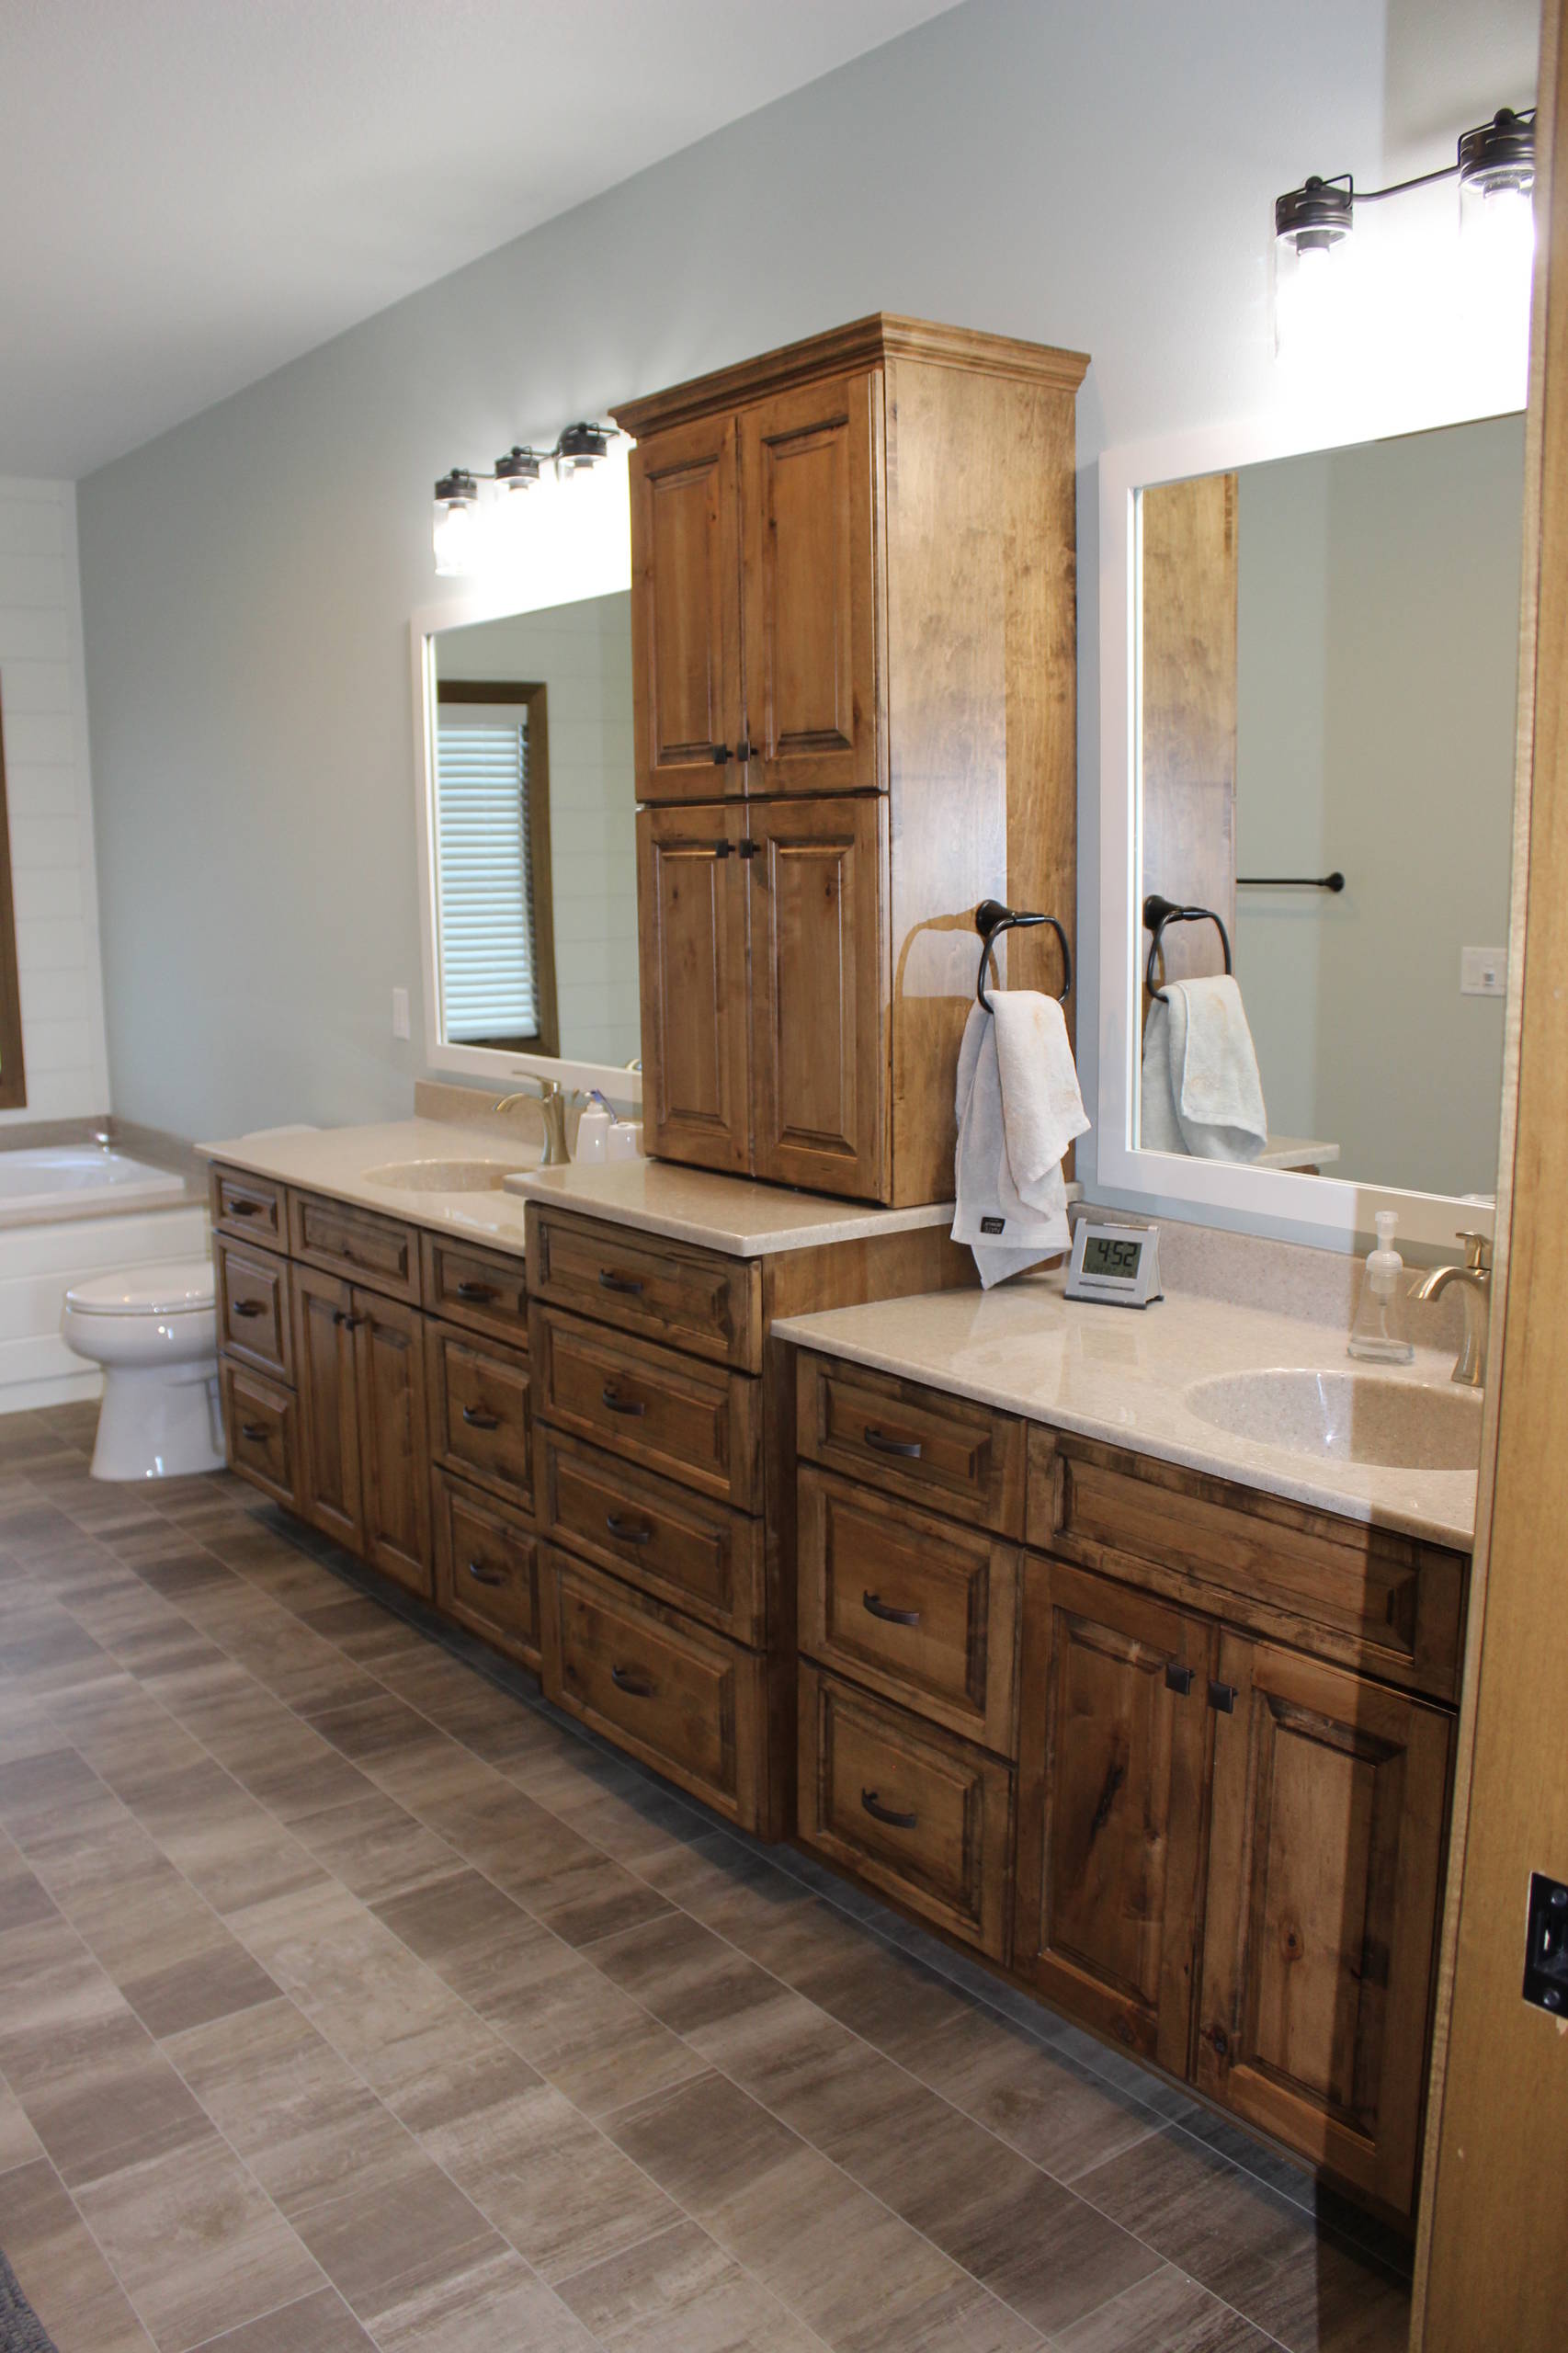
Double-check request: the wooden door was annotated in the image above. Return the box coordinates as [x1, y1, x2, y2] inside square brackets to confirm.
[739, 372, 881, 797]
[748, 795, 886, 1200]
[351, 1289, 432, 1598]
[1197, 1634, 1452, 2218]
[1015, 1558, 1212, 2076]
[630, 415, 744, 800]
[290, 1263, 363, 1553]
[636, 802, 751, 1173]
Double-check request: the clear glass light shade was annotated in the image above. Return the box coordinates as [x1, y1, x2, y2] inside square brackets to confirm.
[488, 479, 534, 562]
[432, 493, 482, 576]
[1273, 233, 1355, 362]
[1460, 174, 1536, 275]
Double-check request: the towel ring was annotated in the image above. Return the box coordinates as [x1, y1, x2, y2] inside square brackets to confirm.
[975, 898, 1072, 1013]
[1142, 894, 1232, 1005]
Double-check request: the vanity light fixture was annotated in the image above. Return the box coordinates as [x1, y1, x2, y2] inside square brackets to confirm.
[1273, 104, 1535, 350]
[429, 423, 621, 573]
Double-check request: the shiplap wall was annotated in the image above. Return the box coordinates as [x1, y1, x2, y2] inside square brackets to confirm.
[0, 478, 111, 1122]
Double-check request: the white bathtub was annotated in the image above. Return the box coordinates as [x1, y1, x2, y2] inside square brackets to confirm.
[0, 1145, 208, 1415]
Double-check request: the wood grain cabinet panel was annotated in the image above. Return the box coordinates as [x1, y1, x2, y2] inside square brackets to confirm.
[798, 1664, 1013, 1961]
[353, 1292, 432, 1598]
[1195, 1636, 1452, 2220]
[1014, 1558, 1213, 2077]
[210, 1165, 287, 1249]
[530, 1207, 761, 1371]
[537, 1427, 766, 1644]
[541, 1549, 767, 1830]
[220, 1359, 299, 1511]
[533, 1305, 761, 1510]
[290, 1265, 364, 1554]
[419, 1233, 528, 1347]
[637, 804, 752, 1174]
[426, 1320, 533, 1511]
[215, 1238, 292, 1381]
[797, 1350, 1025, 1535]
[748, 796, 887, 1201]
[631, 415, 744, 801]
[289, 1190, 420, 1303]
[798, 1466, 1019, 1754]
[739, 372, 881, 798]
[432, 1469, 539, 1670]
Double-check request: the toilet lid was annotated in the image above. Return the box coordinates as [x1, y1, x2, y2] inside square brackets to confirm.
[66, 1257, 216, 1316]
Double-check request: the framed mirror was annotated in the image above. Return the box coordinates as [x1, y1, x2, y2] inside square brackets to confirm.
[1096, 401, 1526, 1249]
[411, 447, 642, 1102]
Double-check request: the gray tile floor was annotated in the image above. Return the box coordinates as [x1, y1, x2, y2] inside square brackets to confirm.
[0, 1402, 1413, 2352]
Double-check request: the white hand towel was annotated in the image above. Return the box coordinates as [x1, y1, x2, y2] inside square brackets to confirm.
[952, 993, 1089, 1288]
[1141, 977, 1267, 1162]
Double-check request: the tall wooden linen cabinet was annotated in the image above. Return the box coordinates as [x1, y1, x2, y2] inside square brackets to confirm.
[614, 316, 1088, 1208]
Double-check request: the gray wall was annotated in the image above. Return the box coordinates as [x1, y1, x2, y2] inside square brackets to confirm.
[76, 0, 1538, 1144]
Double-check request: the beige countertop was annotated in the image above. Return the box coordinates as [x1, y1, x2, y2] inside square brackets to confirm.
[503, 1159, 957, 1257]
[774, 1270, 1478, 1548]
[199, 1119, 539, 1254]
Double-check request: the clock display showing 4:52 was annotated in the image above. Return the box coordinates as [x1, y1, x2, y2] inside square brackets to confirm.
[1064, 1220, 1164, 1307]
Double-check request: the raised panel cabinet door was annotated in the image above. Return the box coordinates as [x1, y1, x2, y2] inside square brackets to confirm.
[636, 803, 752, 1173]
[631, 415, 744, 800]
[289, 1263, 363, 1553]
[1014, 1558, 1212, 2077]
[749, 795, 887, 1200]
[351, 1289, 433, 1598]
[739, 371, 881, 796]
[1195, 1635, 1452, 2219]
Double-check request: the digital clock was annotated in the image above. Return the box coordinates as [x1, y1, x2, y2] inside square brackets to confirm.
[1064, 1220, 1163, 1308]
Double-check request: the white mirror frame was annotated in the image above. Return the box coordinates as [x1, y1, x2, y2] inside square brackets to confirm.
[410, 576, 643, 1110]
[1095, 399, 1523, 1254]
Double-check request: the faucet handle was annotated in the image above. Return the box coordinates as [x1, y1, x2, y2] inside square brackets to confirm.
[1456, 1229, 1493, 1273]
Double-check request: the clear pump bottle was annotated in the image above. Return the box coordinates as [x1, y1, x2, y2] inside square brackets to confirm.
[1348, 1211, 1415, 1363]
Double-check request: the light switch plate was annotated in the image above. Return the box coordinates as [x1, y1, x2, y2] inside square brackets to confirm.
[1460, 947, 1507, 998]
[391, 986, 411, 1040]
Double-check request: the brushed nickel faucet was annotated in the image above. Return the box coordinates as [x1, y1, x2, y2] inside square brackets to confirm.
[1414, 1229, 1494, 1387]
[493, 1076, 571, 1166]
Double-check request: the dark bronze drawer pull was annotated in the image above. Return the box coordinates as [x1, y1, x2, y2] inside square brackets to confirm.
[606, 1512, 653, 1546]
[601, 1384, 646, 1417]
[1165, 1662, 1195, 1696]
[229, 1198, 264, 1217]
[862, 1590, 920, 1628]
[455, 1279, 500, 1303]
[1208, 1680, 1238, 1713]
[863, 1426, 923, 1460]
[611, 1664, 656, 1698]
[460, 1405, 501, 1431]
[231, 1300, 266, 1320]
[465, 1559, 507, 1588]
[860, 1788, 918, 1831]
[332, 1310, 364, 1331]
[239, 1421, 270, 1443]
[597, 1269, 645, 1297]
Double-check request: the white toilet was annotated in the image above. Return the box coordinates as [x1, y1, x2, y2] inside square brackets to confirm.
[62, 1257, 224, 1480]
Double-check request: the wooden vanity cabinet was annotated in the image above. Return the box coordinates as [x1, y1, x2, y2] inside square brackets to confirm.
[617, 315, 1089, 1208]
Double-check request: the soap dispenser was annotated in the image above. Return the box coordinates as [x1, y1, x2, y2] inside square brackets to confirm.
[1348, 1211, 1415, 1364]
[576, 1090, 613, 1165]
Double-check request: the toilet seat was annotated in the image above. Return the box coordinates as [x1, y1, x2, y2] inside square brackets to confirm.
[65, 1257, 215, 1318]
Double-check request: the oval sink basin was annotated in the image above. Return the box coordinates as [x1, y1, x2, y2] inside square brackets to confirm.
[362, 1159, 527, 1194]
[1185, 1369, 1482, 1472]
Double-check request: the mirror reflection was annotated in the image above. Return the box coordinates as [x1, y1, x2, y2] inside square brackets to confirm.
[427, 591, 637, 1067]
[1137, 413, 1525, 1198]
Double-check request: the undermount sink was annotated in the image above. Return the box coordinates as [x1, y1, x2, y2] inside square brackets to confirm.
[1185, 1368, 1483, 1472]
[362, 1158, 528, 1194]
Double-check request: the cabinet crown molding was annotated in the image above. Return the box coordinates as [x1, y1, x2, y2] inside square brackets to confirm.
[613, 313, 1091, 439]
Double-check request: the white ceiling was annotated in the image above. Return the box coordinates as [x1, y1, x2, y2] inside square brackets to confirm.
[0, 0, 960, 481]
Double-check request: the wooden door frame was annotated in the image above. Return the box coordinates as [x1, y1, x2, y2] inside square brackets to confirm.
[1411, 0, 1568, 2336]
[0, 684, 28, 1111]
[434, 676, 560, 1058]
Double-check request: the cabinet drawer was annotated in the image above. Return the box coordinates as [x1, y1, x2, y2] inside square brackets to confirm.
[290, 1188, 420, 1302]
[799, 1467, 1020, 1754]
[1029, 1427, 1469, 1701]
[531, 1207, 760, 1372]
[215, 1239, 292, 1381]
[426, 1322, 532, 1508]
[432, 1468, 540, 1672]
[210, 1164, 287, 1249]
[420, 1232, 528, 1347]
[220, 1360, 298, 1509]
[540, 1549, 767, 1830]
[537, 1428, 766, 1644]
[797, 1352, 1025, 1536]
[533, 1306, 761, 1510]
[798, 1665, 1013, 1961]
